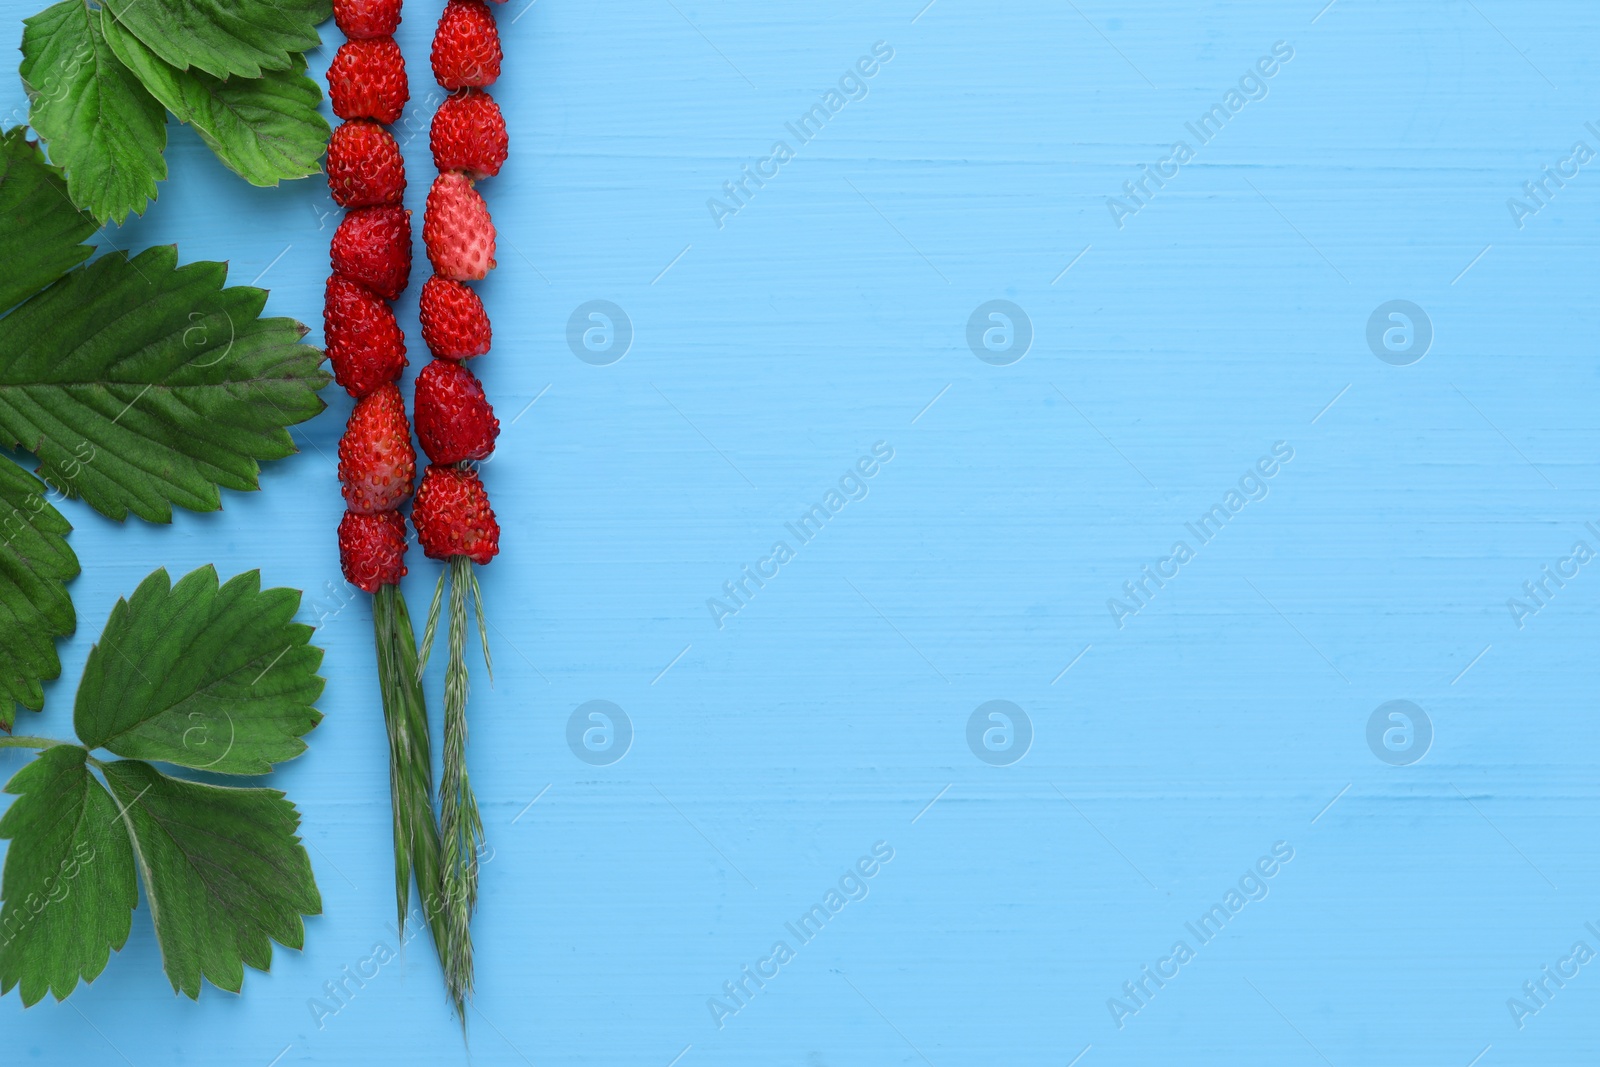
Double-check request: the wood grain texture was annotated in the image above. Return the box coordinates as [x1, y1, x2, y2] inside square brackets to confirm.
[3, 0, 1599, 1063]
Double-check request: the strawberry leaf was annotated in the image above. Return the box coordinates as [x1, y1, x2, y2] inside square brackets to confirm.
[0, 244, 329, 523]
[103, 18, 327, 188]
[1, 567, 326, 1003]
[0, 457, 78, 732]
[75, 566, 323, 775]
[100, 758, 321, 998]
[20, 0, 168, 225]
[98, 0, 328, 81]
[0, 128, 96, 313]
[0, 745, 137, 1006]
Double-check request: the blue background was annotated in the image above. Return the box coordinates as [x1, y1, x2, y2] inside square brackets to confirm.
[4, 0, 1599, 1063]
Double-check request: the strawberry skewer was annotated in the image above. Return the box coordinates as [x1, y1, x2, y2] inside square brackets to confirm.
[325, 0, 462, 1020]
[413, 0, 507, 1010]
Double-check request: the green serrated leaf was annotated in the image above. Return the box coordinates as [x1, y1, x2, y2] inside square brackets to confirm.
[0, 567, 328, 1005]
[98, 0, 325, 80]
[75, 566, 323, 774]
[101, 758, 321, 998]
[0, 457, 78, 730]
[0, 745, 138, 1006]
[20, 1, 168, 225]
[102, 19, 327, 188]
[0, 244, 329, 523]
[0, 128, 96, 313]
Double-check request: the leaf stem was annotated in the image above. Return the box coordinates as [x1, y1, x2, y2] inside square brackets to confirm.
[0, 735, 69, 751]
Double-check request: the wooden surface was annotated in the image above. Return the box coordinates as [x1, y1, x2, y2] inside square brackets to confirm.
[3, 1, 1599, 1063]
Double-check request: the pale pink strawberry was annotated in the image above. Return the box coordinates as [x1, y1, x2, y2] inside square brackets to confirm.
[423, 172, 496, 280]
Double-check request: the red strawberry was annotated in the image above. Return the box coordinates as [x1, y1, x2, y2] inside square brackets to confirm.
[324, 274, 407, 397]
[414, 359, 499, 464]
[327, 120, 406, 208]
[334, 0, 402, 38]
[419, 276, 491, 359]
[430, 89, 508, 179]
[423, 173, 495, 280]
[331, 205, 412, 300]
[432, 0, 502, 90]
[412, 464, 499, 564]
[329, 38, 409, 124]
[339, 383, 417, 513]
[339, 509, 409, 592]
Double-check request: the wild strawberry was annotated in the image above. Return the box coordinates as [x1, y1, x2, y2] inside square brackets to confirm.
[419, 276, 491, 359]
[432, 0, 501, 90]
[430, 89, 508, 178]
[334, 0, 402, 38]
[339, 509, 409, 592]
[327, 120, 406, 208]
[324, 274, 407, 397]
[414, 359, 498, 464]
[329, 38, 409, 124]
[412, 464, 499, 564]
[339, 383, 417, 513]
[331, 205, 412, 300]
[423, 173, 495, 280]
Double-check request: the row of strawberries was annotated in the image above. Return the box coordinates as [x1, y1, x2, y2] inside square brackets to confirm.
[326, 0, 507, 593]
[417, 0, 505, 570]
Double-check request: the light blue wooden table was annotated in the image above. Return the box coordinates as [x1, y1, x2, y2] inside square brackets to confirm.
[3, 1, 1598, 1063]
